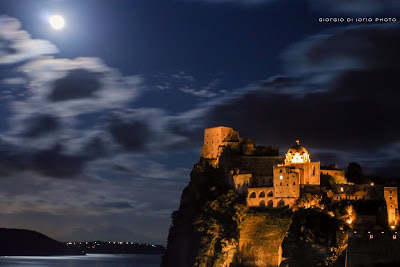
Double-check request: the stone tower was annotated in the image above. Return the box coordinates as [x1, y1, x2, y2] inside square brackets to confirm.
[384, 187, 399, 228]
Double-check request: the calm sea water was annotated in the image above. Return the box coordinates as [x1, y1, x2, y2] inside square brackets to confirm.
[0, 254, 162, 267]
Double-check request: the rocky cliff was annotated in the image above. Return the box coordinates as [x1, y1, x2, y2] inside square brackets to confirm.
[162, 159, 343, 267]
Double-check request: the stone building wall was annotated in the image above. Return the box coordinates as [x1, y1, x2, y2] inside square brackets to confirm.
[384, 187, 399, 228]
[331, 184, 378, 202]
[288, 162, 320, 185]
[320, 169, 346, 183]
[273, 166, 300, 199]
[240, 157, 284, 177]
[247, 187, 275, 207]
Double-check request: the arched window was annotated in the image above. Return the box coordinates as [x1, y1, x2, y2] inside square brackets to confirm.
[268, 200, 273, 207]
[293, 182, 296, 185]
[312, 166, 315, 176]
[280, 169, 282, 173]
[267, 191, 273, 197]
[249, 192, 256, 198]
[259, 200, 265, 207]
[259, 191, 265, 198]
[277, 199, 285, 207]
[280, 182, 282, 186]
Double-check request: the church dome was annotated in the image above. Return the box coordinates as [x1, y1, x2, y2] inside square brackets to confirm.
[285, 140, 310, 164]
[287, 140, 308, 155]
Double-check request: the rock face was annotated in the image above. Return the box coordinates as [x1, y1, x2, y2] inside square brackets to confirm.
[238, 211, 292, 267]
[0, 228, 84, 256]
[161, 159, 294, 267]
[162, 161, 342, 266]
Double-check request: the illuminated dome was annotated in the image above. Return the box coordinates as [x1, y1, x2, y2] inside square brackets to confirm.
[288, 140, 308, 155]
[285, 140, 310, 164]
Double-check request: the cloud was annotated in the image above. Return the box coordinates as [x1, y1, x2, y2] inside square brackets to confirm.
[1, 77, 26, 85]
[163, 24, 400, 175]
[185, 0, 400, 15]
[283, 24, 400, 77]
[21, 114, 60, 138]
[49, 69, 104, 102]
[171, 71, 195, 82]
[106, 108, 188, 153]
[309, 0, 400, 15]
[0, 16, 58, 64]
[17, 57, 143, 117]
[186, 0, 276, 5]
[180, 86, 217, 97]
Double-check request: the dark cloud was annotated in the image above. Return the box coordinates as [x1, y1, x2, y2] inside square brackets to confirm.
[0, 142, 86, 179]
[17, 57, 142, 117]
[284, 24, 400, 77]
[91, 201, 134, 210]
[21, 114, 60, 138]
[0, 16, 58, 64]
[0, 39, 17, 56]
[163, 24, 400, 175]
[31, 145, 85, 178]
[309, 0, 400, 15]
[106, 109, 189, 153]
[107, 112, 154, 152]
[49, 69, 103, 102]
[186, 0, 276, 5]
[187, 0, 400, 15]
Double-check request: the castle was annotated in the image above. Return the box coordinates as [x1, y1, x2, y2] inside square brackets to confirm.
[201, 126, 400, 228]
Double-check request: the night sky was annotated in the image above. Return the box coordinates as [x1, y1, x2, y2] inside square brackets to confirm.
[0, 0, 399, 245]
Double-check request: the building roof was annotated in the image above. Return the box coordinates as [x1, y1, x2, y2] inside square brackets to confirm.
[287, 140, 308, 155]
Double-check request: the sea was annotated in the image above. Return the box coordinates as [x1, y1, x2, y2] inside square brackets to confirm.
[0, 254, 162, 267]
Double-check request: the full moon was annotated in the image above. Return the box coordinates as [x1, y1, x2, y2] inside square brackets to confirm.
[49, 15, 65, 30]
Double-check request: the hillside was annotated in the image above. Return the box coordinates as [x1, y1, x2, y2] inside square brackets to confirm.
[0, 228, 84, 256]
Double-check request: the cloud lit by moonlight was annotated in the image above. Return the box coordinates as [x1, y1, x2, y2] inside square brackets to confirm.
[49, 15, 65, 30]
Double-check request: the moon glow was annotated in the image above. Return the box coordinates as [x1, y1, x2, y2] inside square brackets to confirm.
[49, 15, 65, 30]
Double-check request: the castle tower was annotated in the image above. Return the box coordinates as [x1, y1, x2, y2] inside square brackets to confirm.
[200, 126, 239, 159]
[384, 187, 399, 228]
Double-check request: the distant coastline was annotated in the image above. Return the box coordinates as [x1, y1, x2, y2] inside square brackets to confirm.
[0, 228, 165, 256]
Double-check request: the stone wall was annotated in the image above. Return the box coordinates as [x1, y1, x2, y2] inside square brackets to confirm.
[247, 187, 274, 207]
[320, 169, 346, 183]
[273, 166, 300, 200]
[384, 187, 399, 228]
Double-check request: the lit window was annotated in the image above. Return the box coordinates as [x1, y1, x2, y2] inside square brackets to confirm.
[341, 187, 344, 192]
[369, 235, 373, 239]
[280, 175, 283, 180]
[394, 235, 397, 240]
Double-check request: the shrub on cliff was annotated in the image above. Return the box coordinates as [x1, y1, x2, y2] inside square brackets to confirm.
[193, 189, 247, 267]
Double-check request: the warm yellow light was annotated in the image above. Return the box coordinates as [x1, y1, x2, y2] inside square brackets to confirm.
[347, 219, 352, 224]
[371, 182, 374, 186]
[49, 15, 65, 30]
[391, 226, 395, 229]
